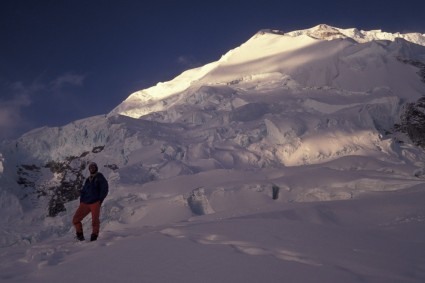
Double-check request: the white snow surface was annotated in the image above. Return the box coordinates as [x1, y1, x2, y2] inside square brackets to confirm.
[110, 24, 425, 119]
[1, 24, 425, 282]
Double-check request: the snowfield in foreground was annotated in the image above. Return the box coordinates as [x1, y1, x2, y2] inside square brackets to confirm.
[1, 164, 425, 282]
[1, 175, 425, 283]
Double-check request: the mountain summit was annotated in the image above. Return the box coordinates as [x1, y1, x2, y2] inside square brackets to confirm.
[110, 24, 425, 119]
[286, 24, 425, 44]
[1, 24, 425, 245]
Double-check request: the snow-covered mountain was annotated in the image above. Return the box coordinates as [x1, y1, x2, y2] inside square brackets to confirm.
[110, 24, 425, 118]
[1, 24, 425, 282]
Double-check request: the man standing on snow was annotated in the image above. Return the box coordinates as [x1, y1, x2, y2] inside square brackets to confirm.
[72, 162, 108, 241]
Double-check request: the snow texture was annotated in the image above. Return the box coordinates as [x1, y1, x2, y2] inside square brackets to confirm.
[1, 24, 425, 283]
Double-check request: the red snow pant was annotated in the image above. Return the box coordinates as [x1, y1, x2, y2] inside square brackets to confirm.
[72, 201, 101, 236]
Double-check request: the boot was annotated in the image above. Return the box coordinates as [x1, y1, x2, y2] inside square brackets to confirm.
[76, 232, 85, 241]
[90, 234, 98, 241]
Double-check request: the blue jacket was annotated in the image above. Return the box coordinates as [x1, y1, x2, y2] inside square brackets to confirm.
[80, 173, 109, 204]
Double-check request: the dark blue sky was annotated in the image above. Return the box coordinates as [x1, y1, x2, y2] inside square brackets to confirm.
[1, 0, 424, 140]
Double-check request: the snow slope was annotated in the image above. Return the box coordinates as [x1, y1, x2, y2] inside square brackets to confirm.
[110, 24, 425, 118]
[1, 24, 425, 282]
[2, 183, 425, 283]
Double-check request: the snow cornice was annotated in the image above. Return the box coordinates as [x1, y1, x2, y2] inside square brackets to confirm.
[257, 24, 425, 46]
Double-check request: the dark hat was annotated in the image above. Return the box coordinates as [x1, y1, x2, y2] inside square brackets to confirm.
[88, 162, 98, 170]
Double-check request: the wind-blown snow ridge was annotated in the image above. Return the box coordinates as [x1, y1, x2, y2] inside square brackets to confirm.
[110, 24, 425, 119]
[110, 61, 219, 119]
[286, 24, 425, 45]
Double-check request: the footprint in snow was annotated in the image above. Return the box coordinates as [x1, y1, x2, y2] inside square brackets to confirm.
[161, 228, 322, 266]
